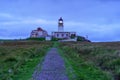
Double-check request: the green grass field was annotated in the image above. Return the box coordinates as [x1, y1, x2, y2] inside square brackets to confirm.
[0, 41, 120, 80]
[58, 42, 120, 80]
[0, 41, 52, 80]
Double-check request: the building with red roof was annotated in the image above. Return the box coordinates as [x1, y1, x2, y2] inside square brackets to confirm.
[30, 27, 48, 38]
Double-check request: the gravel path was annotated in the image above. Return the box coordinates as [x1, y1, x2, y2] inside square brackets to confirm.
[32, 48, 69, 80]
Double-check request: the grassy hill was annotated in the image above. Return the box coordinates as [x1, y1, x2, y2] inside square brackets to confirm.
[0, 41, 52, 80]
[59, 42, 120, 80]
[0, 41, 120, 80]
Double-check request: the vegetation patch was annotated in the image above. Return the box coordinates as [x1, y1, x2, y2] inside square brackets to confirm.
[0, 41, 52, 80]
[27, 38, 45, 41]
[59, 42, 115, 80]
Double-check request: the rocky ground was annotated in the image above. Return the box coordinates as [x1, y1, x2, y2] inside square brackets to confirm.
[32, 48, 69, 80]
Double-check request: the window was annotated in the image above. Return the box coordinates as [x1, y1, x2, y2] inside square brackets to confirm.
[66, 34, 68, 36]
[57, 34, 59, 37]
[62, 34, 64, 37]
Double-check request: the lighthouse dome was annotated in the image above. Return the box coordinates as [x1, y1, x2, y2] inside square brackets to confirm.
[59, 17, 63, 21]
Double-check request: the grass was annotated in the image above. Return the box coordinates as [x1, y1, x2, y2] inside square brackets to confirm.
[13, 56, 45, 80]
[58, 42, 120, 80]
[0, 41, 52, 80]
[1, 41, 120, 80]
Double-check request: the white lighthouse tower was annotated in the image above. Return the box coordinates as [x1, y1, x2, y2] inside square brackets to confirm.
[58, 17, 64, 32]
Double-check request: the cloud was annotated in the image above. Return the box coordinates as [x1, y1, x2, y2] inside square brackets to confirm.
[0, 17, 56, 25]
[0, 16, 119, 34]
[64, 21, 120, 42]
[98, 0, 120, 2]
[0, 9, 119, 41]
[0, 15, 98, 27]
[0, 13, 13, 18]
[22, 19, 56, 25]
[0, 26, 29, 39]
[0, 28, 9, 37]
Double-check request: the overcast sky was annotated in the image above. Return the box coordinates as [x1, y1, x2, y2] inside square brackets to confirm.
[0, 0, 120, 42]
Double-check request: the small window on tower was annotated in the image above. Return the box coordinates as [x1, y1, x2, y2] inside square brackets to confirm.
[57, 34, 59, 37]
[62, 34, 64, 37]
[66, 34, 68, 36]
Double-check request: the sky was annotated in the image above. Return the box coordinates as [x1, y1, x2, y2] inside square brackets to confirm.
[0, 0, 120, 42]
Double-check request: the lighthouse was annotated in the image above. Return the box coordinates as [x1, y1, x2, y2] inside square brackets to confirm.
[52, 17, 76, 39]
[58, 17, 64, 32]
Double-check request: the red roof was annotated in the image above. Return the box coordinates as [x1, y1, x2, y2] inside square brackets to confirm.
[37, 27, 44, 31]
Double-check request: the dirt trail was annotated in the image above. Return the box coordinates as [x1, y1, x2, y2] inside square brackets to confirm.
[32, 48, 69, 80]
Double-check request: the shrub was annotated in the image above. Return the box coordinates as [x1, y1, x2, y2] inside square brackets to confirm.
[51, 37, 62, 41]
[27, 38, 45, 41]
[77, 36, 91, 42]
[4, 57, 18, 62]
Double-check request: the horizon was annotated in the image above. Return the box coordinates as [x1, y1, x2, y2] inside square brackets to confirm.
[0, 0, 120, 42]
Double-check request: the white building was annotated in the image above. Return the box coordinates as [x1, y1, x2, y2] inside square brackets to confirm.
[52, 17, 76, 39]
[30, 27, 48, 38]
[45, 36, 51, 41]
